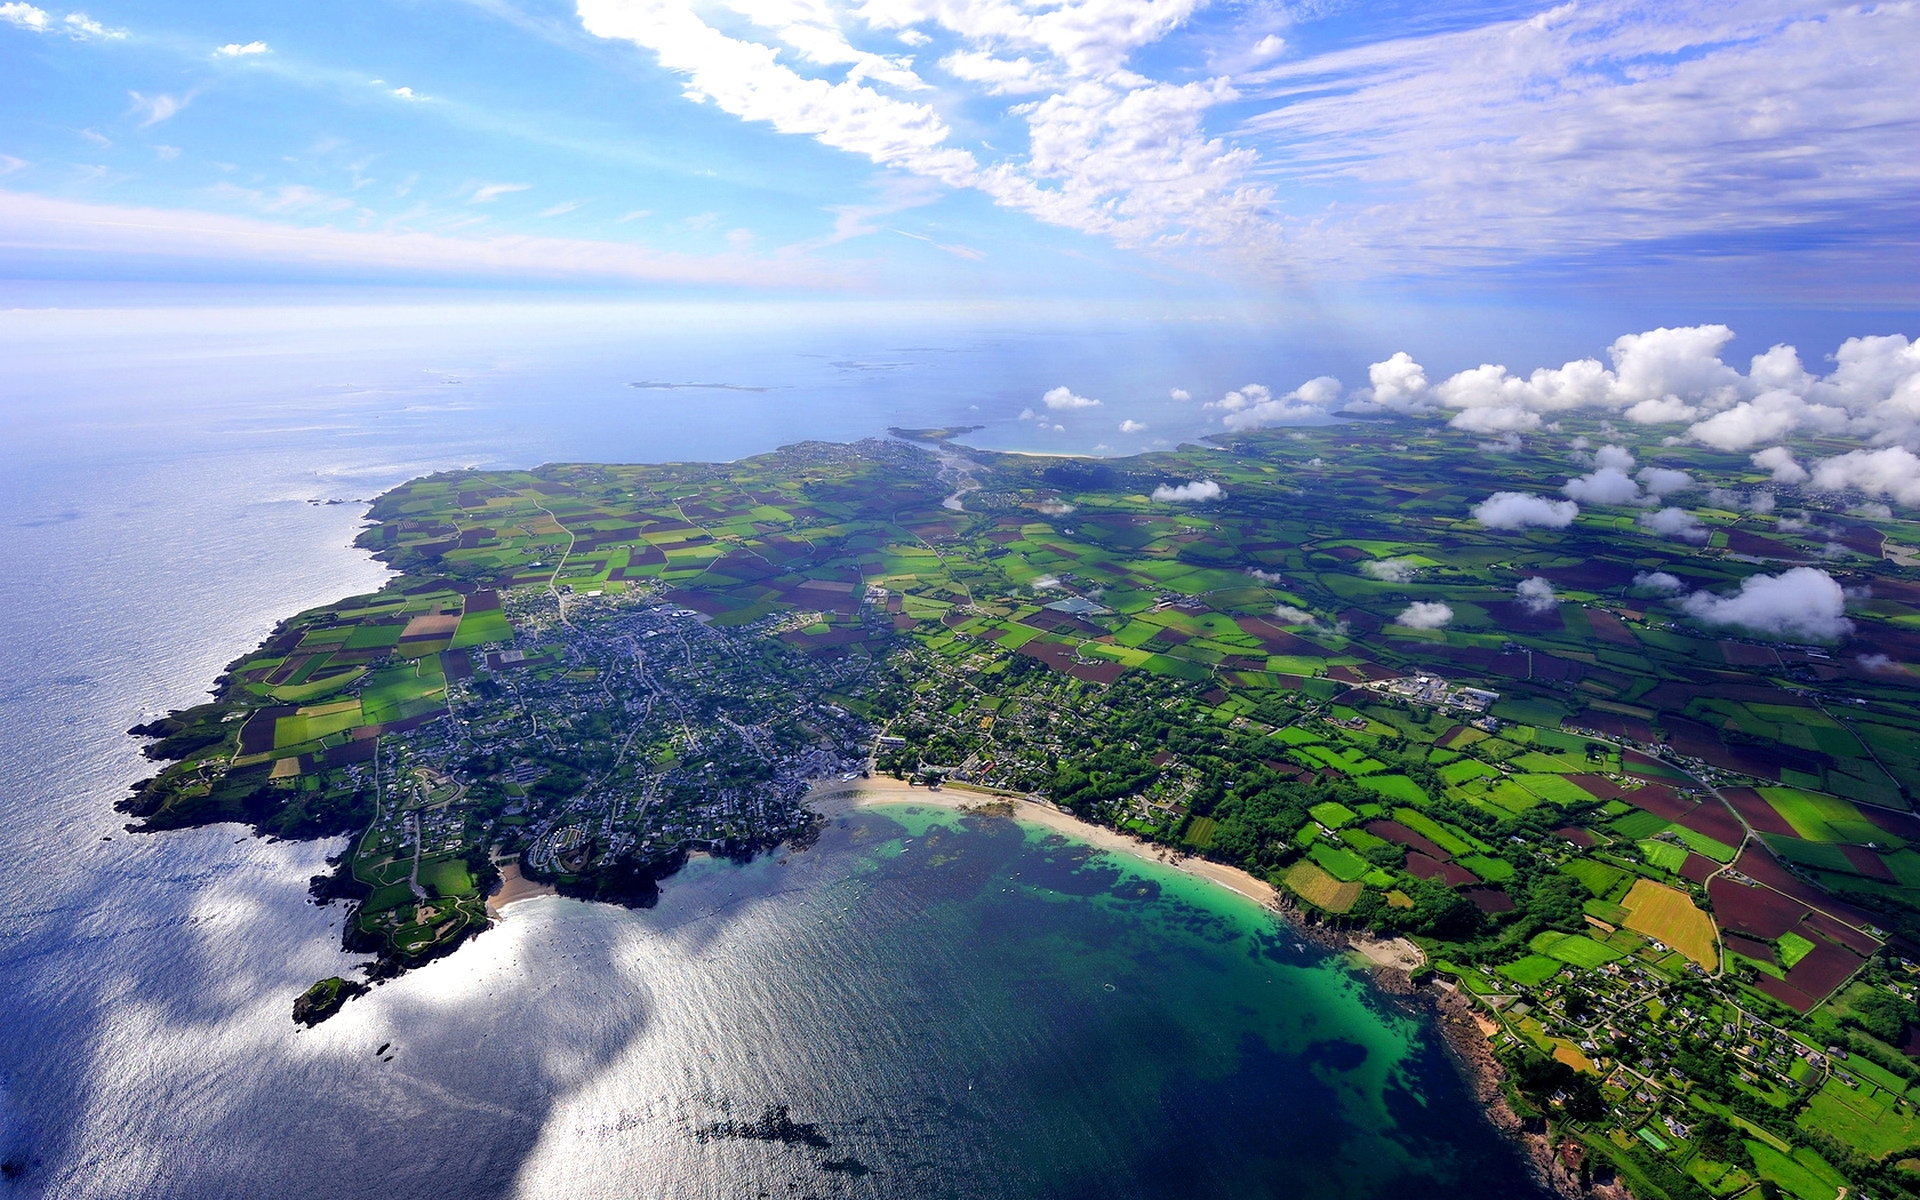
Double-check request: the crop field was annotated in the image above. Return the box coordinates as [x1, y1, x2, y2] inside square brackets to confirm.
[1563, 858, 1631, 898]
[1282, 861, 1361, 913]
[1761, 787, 1889, 845]
[1536, 932, 1628, 969]
[1620, 879, 1718, 969]
[1498, 955, 1563, 987]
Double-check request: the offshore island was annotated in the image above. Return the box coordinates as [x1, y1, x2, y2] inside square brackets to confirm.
[126, 418, 1920, 1200]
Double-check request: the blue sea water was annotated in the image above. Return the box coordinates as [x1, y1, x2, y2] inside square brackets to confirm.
[0, 301, 1546, 1199]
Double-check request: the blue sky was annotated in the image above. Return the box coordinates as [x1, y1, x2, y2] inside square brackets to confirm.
[1, 0, 1916, 318]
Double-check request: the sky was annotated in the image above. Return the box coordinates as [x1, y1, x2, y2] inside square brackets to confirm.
[2, 0, 1916, 322]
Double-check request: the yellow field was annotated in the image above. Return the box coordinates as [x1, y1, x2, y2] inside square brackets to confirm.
[1621, 878, 1719, 969]
[1283, 861, 1363, 913]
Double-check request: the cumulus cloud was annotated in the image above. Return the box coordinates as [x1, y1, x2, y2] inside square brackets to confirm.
[1752, 446, 1809, 484]
[1212, 376, 1341, 431]
[1637, 467, 1693, 497]
[1358, 351, 1431, 413]
[1043, 385, 1100, 410]
[1515, 576, 1557, 614]
[1806, 447, 1920, 506]
[2, 3, 122, 37]
[1245, 568, 1285, 585]
[1680, 567, 1853, 641]
[1118, 418, 1147, 433]
[0, 3, 48, 30]
[215, 40, 269, 56]
[1473, 492, 1579, 530]
[1361, 557, 1419, 583]
[1169, 388, 1191, 402]
[1151, 479, 1222, 502]
[1031, 574, 1062, 590]
[1271, 604, 1315, 624]
[1562, 465, 1641, 505]
[1639, 506, 1709, 543]
[1633, 571, 1684, 594]
[1367, 326, 1920, 452]
[1394, 601, 1453, 630]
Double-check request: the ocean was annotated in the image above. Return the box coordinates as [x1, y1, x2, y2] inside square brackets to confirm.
[0, 300, 1547, 1199]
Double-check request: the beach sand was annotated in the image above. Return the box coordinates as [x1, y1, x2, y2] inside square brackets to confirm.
[807, 776, 1280, 911]
[486, 859, 557, 915]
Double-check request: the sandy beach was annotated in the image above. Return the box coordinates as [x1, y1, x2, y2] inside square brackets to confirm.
[486, 858, 557, 915]
[807, 776, 1281, 911]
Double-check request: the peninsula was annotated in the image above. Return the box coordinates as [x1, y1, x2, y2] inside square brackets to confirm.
[126, 420, 1920, 1200]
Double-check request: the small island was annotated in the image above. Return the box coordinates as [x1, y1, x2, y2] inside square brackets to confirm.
[127, 421, 1920, 1200]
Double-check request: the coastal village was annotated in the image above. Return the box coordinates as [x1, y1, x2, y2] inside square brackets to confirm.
[126, 422, 1920, 1200]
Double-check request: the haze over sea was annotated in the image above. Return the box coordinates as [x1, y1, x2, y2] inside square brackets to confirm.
[0, 303, 1547, 1199]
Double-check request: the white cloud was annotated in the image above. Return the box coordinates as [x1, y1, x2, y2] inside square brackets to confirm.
[1515, 576, 1557, 614]
[4, 5, 121, 37]
[215, 40, 269, 56]
[390, 85, 423, 100]
[470, 182, 531, 203]
[1386, 326, 1920, 452]
[1639, 506, 1708, 543]
[1235, 5, 1920, 281]
[1271, 604, 1315, 624]
[1042, 385, 1100, 410]
[1751, 446, 1809, 485]
[1118, 418, 1147, 433]
[1473, 492, 1579, 530]
[1361, 557, 1418, 583]
[60, 10, 118, 38]
[576, 0, 1284, 263]
[1636, 466, 1693, 497]
[1633, 570, 1684, 594]
[0, 154, 26, 175]
[1394, 601, 1453, 630]
[128, 92, 188, 129]
[0, 3, 49, 31]
[1562, 465, 1641, 505]
[1214, 375, 1341, 430]
[1152, 479, 1222, 502]
[1358, 351, 1430, 413]
[1680, 567, 1853, 641]
[1806, 447, 1920, 507]
[1169, 388, 1190, 402]
[538, 201, 583, 217]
